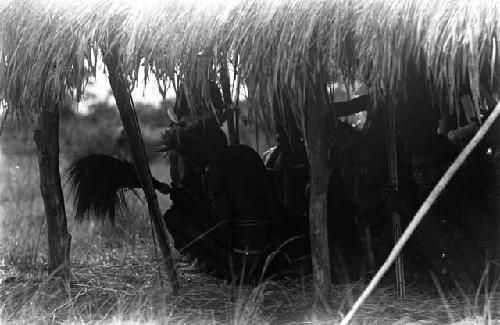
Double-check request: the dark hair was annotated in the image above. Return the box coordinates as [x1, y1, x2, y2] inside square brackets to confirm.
[161, 114, 227, 166]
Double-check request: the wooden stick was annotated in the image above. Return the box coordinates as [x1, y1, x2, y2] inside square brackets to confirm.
[340, 101, 500, 325]
[387, 104, 405, 298]
[364, 226, 376, 273]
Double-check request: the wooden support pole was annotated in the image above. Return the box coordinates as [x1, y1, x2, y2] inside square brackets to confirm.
[104, 53, 181, 295]
[304, 83, 332, 307]
[34, 105, 71, 278]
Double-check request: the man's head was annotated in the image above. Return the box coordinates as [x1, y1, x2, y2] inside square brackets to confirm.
[408, 134, 456, 199]
[411, 152, 447, 199]
[160, 115, 227, 168]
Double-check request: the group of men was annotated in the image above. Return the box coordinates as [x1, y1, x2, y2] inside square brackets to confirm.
[264, 89, 499, 288]
[157, 80, 499, 289]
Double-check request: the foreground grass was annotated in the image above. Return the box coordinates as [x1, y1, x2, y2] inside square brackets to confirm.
[1, 209, 499, 325]
[1, 246, 499, 325]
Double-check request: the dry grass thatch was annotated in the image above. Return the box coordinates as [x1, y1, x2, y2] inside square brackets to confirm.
[0, 0, 499, 125]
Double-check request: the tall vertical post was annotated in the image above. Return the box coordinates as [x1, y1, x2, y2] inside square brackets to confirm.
[387, 104, 405, 298]
[34, 105, 72, 278]
[104, 53, 181, 295]
[304, 77, 332, 306]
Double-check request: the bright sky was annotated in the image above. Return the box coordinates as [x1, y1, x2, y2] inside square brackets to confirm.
[76, 60, 176, 114]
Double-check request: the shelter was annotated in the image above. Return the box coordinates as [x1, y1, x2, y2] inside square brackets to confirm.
[0, 0, 499, 303]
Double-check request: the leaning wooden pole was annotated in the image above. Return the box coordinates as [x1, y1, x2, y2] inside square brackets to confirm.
[34, 105, 72, 278]
[104, 53, 181, 295]
[387, 104, 405, 298]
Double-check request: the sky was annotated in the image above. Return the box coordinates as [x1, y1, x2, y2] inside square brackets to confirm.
[75, 60, 176, 114]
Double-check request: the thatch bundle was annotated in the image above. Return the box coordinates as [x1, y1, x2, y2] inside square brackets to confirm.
[0, 0, 498, 126]
[355, 0, 500, 111]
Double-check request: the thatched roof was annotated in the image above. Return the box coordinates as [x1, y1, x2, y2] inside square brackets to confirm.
[0, 0, 499, 125]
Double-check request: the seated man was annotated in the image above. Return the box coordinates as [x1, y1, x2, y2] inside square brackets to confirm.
[334, 122, 485, 288]
[263, 124, 309, 219]
[388, 135, 487, 289]
[162, 116, 310, 282]
[334, 122, 394, 273]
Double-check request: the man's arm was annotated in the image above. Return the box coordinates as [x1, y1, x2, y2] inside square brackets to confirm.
[334, 94, 370, 117]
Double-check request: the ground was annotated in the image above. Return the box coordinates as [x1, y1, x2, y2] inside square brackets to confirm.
[0, 104, 498, 324]
[2, 242, 497, 324]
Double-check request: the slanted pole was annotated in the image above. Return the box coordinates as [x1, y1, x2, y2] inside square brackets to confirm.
[304, 81, 332, 306]
[34, 105, 71, 278]
[104, 53, 180, 295]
